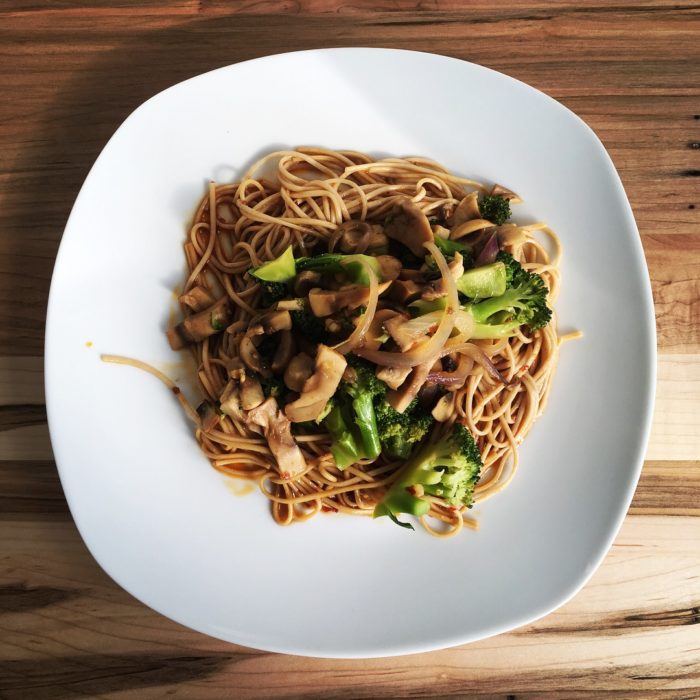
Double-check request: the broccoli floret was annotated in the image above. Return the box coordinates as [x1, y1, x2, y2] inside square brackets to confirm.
[374, 398, 434, 459]
[339, 355, 387, 460]
[260, 375, 287, 403]
[323, 399, 363, 469]
[290, 304, 327, 343]
[465, 252, 552, 338]
[249, 246, 296, 305]
[259, 280, 289, 306]
[374, 423, 482, 527]
[479, 194, 511, 225]
[433, 236, 474, 267]
[296, 253, 381, 285]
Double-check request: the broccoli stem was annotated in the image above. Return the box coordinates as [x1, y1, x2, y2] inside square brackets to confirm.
[324, 404, 362, 470]
[350, 393, 382, 460]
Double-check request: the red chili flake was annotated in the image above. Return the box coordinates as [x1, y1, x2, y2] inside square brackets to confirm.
[322, 505, 338, 513]
[171, 386, 181, 395]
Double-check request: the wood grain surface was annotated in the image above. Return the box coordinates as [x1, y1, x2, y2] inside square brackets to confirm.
[1, 1, 699, 698]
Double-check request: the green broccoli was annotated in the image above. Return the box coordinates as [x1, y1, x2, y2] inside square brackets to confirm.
[433, 236, 473, 267]
[479, 194, 511, 225]
[375, 398, 434, 459]
[339, 356, 387, 460]
[296, 253, 381, 285]
[249, 246, 296, 305]
[323, 400, 363, 469]
[466, 252, 552, 337]
[410, 253, 552, 339]
[374, 422, 482, 528]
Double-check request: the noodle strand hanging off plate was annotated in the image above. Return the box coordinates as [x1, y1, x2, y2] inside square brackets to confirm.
[104, 147, 567, 537]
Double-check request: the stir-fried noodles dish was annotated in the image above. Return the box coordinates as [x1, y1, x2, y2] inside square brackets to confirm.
[105, 147, 574, 536]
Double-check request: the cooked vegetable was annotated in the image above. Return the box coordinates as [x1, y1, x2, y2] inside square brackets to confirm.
[373, 423, 482, 526]
[297, 253, 382, 286]
[250, 246, 297, 305]
[478, 194, 511, 226]
[375, 397, 434, 459]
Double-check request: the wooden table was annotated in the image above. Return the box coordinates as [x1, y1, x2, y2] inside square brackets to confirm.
[2, 2, 699, 697]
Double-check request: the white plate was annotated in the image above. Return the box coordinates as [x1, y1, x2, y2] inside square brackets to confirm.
[46, 48, 655, 658]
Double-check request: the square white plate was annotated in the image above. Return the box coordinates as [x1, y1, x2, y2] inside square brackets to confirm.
[46, 48, 655, 658]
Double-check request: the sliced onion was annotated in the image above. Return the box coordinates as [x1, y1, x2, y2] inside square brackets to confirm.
[474, 231, 500, 266]
[356, 242, 458, 368]
[427, 354, 474, 387]
[440, 340, 508, 385]
[333, 261, 379, 355]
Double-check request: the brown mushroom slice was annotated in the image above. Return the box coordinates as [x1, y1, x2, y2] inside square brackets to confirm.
[294, 270, 322, 297]
[246, 309, 292, 337]
[239, 374, 265, 411]
[167, 296, 232, 350]
[432, 224, 451, 240]
[376, 365, 412, 391]
[384, 198, 434, 256]
[451, 192, 481, 228]
[432, 392, 456, 422]
[368, 225, 389, 250]
[421, 252, 465, 300]
[284, 345, 347, 423]
[308, 282, 391, 317]
[239, 336, 272, 378]
[219, 380, 247, 424]
[361, 309, 401, 351]
[335, 220, 372, 254]
[283, 352, 315, 392]
[376, 255, 402, 282]
[384, 311, 442, 352]
[248, 397, 306, 479]
[271, 330, 296, 374]
[491, 183, 522, 203]
[387, 361, 433, 414]
[179, 285, 216, 312]
[389, 278, 422, 304]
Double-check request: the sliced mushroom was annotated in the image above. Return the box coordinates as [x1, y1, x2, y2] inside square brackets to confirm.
[196, 401, 220, 431]
[335, 220, 372, 254]
[284, 345, 347, 423]
[246, 309, 292, 337]
[368, 225, 389, 250]
[376, 255, 402, 281]
[219, 380, 247, 424]
[389, 278, 422, 304]
[179, 285, 215, 312]
[451, 192, 481, 228]
[239, 374, 265, 411]
[398, 268, 426, 283]
[283, 352, 315, 393]
[308, 282, 391, 317]
[376, 365, 412, 390]
[432, 392, 456, 422]
[294, 270, 322, 297]
[248, 397, 307, 479]
[239, 336, 272, 378]
[387, 361, 433, 413]
[491, 183, 522, 203]
[384, 198, 434, 256]
[271, 330, 296, 374]
[421, 252, 465, 300]
[361, 308, 400, 351]
[167, 296, 232, 350]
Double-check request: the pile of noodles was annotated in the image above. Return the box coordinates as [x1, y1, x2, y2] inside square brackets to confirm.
[106, 147, 575, 537]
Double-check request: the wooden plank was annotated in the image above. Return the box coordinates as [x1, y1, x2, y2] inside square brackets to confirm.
[646, 354, 700, 462]
[0, 357, 44, 405]
[0, 515, 697, 698]
[644, 236, 700, 353]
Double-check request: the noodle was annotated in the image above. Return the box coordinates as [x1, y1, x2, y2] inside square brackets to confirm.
[105, 147, 567, 537]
